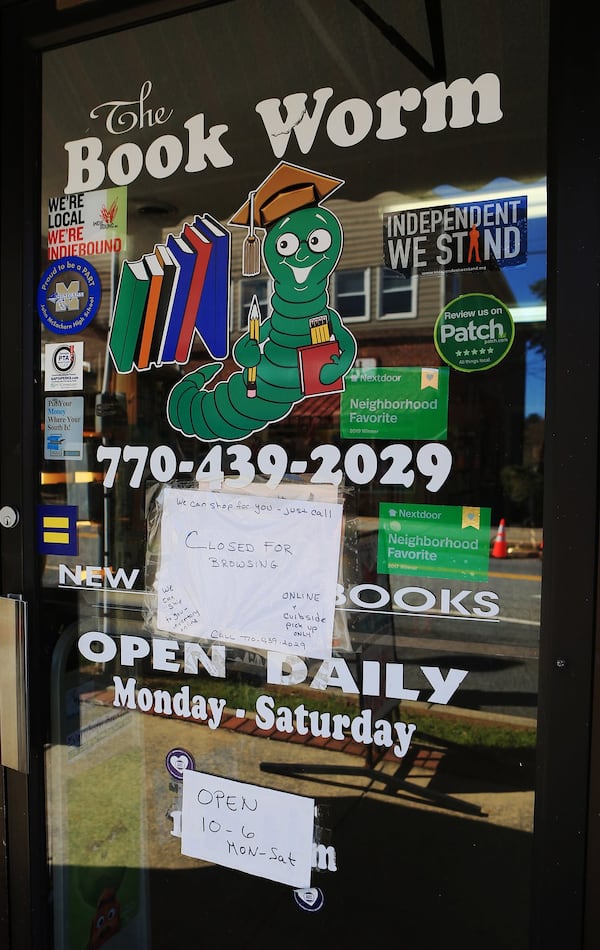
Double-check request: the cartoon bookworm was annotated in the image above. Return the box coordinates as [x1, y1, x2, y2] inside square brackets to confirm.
[167, 162, 357, 442]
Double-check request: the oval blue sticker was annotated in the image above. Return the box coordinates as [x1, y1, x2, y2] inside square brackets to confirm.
[293, 887, 325, 912]
[37, 256, 101, 334]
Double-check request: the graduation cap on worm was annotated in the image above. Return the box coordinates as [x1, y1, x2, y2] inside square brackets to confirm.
[230, 162, 344, 276]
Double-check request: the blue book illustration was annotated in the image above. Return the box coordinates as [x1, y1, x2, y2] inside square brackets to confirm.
[160, 233, 199, 363]
[192, 213, 230, 359]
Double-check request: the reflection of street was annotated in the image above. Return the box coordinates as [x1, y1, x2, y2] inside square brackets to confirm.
[346, 558, 541, 720]
[48, 696, 534, 946]
[48, 621, 536, 949]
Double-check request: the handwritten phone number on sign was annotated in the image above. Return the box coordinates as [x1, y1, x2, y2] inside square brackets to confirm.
[96, 442, 453, 492]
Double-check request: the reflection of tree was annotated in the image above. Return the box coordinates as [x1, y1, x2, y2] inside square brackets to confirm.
[528, 278, 546, 354]
[530, 277, 546, 301]
[501, 461, 543, 526]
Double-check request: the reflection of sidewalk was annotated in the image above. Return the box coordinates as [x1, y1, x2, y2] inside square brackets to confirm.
[91, 688, 534, 830]
[224, 705, 534, 828]
[492, 524, 543, 557]
[140, 709, 535, 947]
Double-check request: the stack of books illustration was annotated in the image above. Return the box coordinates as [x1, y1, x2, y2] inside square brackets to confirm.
[108, 213, 230, 372]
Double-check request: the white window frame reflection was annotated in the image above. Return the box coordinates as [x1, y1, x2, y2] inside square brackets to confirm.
[378, 267, 418, 320]
[332, 267, 370, 323]
[238, 277, 272, 332]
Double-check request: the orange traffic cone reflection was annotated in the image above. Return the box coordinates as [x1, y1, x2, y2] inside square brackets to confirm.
[491, 518, 508, 558]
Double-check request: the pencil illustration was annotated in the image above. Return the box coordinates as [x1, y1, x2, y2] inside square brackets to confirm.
[310, 315, 330, 343]
[247, 295, 261, 397]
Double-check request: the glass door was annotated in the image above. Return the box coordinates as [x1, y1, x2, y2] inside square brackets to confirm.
[29, 1, 551, 946]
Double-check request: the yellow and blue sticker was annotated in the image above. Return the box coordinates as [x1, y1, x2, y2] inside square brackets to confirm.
[38, 505, 78, 555]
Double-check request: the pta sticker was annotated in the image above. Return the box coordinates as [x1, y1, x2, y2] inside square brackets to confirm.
[45, 342, 84, 391]
[434, 293, 514, 372]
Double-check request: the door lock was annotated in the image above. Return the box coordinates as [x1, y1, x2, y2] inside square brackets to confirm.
[0, 506, 19, 528]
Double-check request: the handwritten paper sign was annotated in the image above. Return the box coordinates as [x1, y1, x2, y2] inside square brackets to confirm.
[181, 771, 315, 887]
[155, 487, 344, 659]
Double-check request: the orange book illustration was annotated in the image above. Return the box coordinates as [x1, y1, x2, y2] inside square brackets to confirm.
[136, 252, 164, 370]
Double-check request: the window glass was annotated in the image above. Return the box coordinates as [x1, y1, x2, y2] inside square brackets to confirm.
[38, 2, 548, 947]
[239, 276, 271, 331]
[333, 268, 370, 321]
[379, 266, 417, 318]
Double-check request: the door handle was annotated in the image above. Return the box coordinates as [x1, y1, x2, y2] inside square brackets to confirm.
[0, 595, 29, 773]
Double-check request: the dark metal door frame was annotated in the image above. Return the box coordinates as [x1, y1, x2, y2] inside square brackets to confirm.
[541, 5, 600, 949]
[1, 1, 599, 947]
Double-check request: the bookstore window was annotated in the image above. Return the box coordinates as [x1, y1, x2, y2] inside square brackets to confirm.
[238, 276, 271, 332]
[378, 266, 417, 320]
[332, 268, 370, 322]
[504, 211, 547, 324]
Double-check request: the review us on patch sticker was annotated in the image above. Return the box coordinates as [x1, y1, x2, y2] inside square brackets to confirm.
[433, 293, 514, 372]
[377, 501, 491, 581]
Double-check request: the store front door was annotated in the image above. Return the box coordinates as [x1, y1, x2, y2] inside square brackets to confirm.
[1, 2, 558, 947]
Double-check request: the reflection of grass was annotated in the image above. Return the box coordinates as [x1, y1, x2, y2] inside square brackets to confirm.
[143, 674, 536, 750]
[68, 749, 143, 866]
[408, 710, 536, 750]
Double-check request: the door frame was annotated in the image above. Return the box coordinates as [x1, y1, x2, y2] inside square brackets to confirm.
[0, 1, 598, 947]
[539, 5, 600, 949]
[1, 3, 46, 947]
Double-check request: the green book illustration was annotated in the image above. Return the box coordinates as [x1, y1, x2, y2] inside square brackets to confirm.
[109, 258, 152, 373]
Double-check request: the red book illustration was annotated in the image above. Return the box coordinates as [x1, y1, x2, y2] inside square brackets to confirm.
[175, 223, 213, 363]
[297, 339, 345, 396]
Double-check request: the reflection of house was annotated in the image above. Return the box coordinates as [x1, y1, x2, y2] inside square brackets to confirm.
[225, 186, 545, 522]
[229, 183, 545, 335]
[43, 181, 545, 535]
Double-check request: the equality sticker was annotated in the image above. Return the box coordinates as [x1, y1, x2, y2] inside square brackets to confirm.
[433, 293, 514, 372]
[38, 504, 78, 556]
[37, 256, 101, 334]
